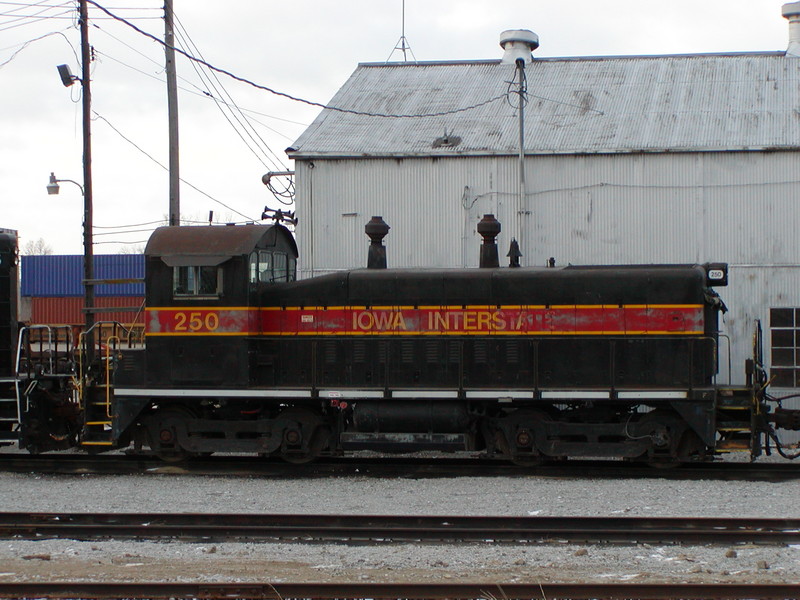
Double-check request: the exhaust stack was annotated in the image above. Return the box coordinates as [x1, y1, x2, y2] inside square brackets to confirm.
[477, 214, 501, 268]
[365, 216, 390, 269]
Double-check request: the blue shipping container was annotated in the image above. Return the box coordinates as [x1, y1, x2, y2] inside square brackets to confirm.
[21, 254, 144, 297]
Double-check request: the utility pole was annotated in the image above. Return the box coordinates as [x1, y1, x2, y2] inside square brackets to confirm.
[79, 0, 95, 343]
[515, 57, 527, 266]
[164, 0, 180, 226]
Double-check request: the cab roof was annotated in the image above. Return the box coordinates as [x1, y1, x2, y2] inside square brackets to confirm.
[145, 224, 298, 267]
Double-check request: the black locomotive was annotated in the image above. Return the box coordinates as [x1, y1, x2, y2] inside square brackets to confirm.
[4, 215, 799, 464]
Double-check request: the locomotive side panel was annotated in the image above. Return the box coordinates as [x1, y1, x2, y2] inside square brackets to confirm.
[0, 230, 18, 444]
[0, 231, 17, 379]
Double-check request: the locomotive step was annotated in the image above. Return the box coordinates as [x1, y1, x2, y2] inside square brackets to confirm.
[716, 439, 752, 450]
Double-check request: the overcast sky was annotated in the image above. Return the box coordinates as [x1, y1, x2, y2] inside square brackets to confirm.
[1, 0, 792, 254]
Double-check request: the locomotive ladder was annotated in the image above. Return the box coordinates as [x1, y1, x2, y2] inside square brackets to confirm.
[714, 387, 761, 459]
[0, 375, 20, 444]
[78, 326, 126, 448]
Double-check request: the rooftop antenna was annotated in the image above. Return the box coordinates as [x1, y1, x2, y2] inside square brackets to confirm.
[386, 0, 416, 62]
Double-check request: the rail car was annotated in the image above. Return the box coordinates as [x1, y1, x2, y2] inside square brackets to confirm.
[3, 215, 800, 464]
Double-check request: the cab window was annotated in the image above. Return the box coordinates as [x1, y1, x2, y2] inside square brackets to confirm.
[174, 266, 221, 297]
[273, 252, 288, 282]
[248, 250, 296, 284]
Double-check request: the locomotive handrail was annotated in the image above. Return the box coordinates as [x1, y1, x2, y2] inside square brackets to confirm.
[718, 333, 732, 386]
[77, 321, 130, 407]
[16, 325, 73, 378]
[14, 325, 75, 421]
[103, 336, 119, 418]
[126, 299, 146, 348]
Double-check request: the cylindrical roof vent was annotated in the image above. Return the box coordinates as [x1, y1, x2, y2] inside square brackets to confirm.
[783, 2, 800, 56]
[499, 29, 539, 64]
[477, 214, 501, 269]
[365, 216, 390, 269]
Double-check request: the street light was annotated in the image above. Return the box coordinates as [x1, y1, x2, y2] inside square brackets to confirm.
[46, 170, 94, 351]
[46, 172, 84, 196]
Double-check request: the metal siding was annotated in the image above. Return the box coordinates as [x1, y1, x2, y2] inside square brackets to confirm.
[21, 254, 144, 297]
[715, 267, 800, 388]
[296, 157, 518, 278]
[291, 54, 800, 158]
[297, 151, 800, 271]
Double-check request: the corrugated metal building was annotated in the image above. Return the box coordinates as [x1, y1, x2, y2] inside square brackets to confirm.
[287, 7, 800, 389]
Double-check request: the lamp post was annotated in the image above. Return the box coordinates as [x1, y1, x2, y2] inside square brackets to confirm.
[51, 0, 94, 354]
[46, 172, 94, 345]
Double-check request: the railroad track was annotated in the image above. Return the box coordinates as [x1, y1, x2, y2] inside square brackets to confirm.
[0, 582, 797, 599]
[1, 452, 799, 480]
[2, 512, 799, 544]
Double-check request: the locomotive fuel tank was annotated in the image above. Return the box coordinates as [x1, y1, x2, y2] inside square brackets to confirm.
[352, 401, 471, 433]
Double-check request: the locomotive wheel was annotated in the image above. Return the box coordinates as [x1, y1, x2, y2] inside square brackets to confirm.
[634, 409, 688, 468]
[675, 429, 709, 462]
[276, 407, 329, 464]
[148, 406, 196, 463]
[498, 409, 549, 467]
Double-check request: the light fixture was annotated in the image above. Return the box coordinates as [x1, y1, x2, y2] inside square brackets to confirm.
[46, 172, 60, 195]
[57, 64, 76, 87]
[46, 172, 83, 196]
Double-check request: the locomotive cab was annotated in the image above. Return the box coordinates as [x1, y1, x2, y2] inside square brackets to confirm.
[139, 223, 297, 388]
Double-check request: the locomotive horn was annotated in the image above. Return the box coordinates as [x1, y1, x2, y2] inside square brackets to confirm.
[365, 216, 390, 269]
[477, 214, 501, 268]
[507, 238, 522, 268]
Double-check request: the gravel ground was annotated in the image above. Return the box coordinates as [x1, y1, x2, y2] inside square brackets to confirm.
[1, 464, 799, 584]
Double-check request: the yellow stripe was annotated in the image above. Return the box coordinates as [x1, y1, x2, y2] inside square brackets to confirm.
[146, 306, 257, 311]
[146, 331, 258, 337]
[239, 330, 705, 337]
[147, 304, 703, 312]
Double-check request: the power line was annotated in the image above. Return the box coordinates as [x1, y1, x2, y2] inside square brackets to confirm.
[85, 0, 508, 119]
[172, 13, 287, 171]
[94, 228, 156, 236]
[0, 28, 73, 68]
[0, 8, 75, 32]
[91, 47, 301, 140]
[94, 239, 149, 245]
[92, 111, 257, 222]
[0, 0, 69, 15]
[94, 219, 166, 229]
[0, 1, 67, 21]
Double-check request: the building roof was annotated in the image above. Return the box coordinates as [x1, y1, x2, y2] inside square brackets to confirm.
[288, 52, 800, 158]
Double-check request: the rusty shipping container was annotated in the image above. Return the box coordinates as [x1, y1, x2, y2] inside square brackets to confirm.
[27, 296, 145, 327]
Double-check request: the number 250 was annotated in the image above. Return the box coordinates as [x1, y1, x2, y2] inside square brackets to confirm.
[174, 311, 219, 332]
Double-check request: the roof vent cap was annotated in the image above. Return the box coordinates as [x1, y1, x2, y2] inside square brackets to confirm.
[499, 29, 539, 64]
[783, 2, 800, 56]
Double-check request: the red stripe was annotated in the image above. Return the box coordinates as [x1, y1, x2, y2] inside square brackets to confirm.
[146, 306, 705, 336]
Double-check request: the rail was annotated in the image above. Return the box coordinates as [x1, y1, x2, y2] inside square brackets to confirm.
[0, 581, 796, 600]
[1, 513, 798, 544]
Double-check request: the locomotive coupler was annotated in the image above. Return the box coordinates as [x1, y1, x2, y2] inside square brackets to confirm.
[770, 408, 800, 431]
